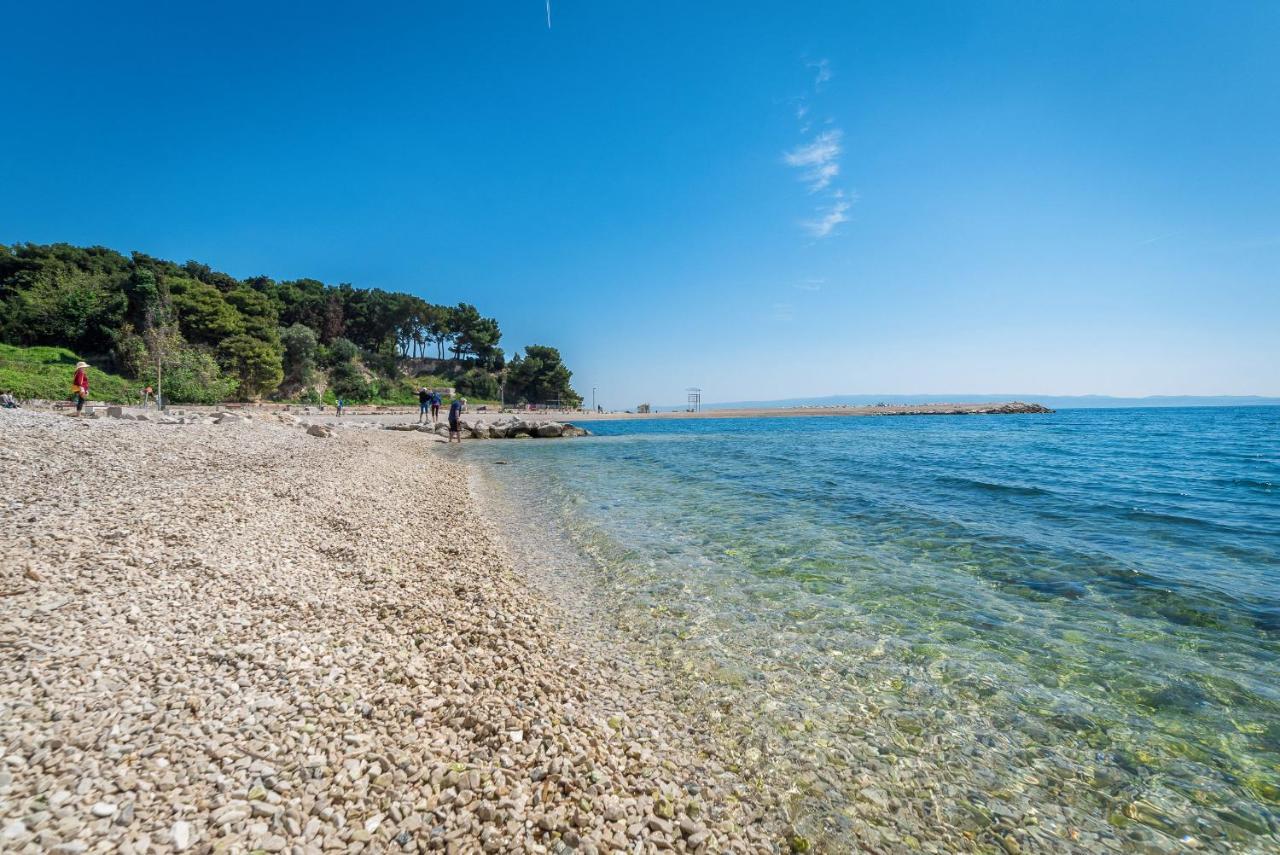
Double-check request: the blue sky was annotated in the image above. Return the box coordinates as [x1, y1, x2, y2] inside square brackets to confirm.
[2, 1, 1277, 406]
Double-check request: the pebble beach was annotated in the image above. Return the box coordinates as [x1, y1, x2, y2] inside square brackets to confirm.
[0, 409, 782, 853]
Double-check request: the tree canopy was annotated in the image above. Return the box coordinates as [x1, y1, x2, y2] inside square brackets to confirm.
[0, 242, 574, 404]
[506, 345, 582, 407]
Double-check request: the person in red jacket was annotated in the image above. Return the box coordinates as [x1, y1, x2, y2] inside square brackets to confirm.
[72, 361, 89, 415]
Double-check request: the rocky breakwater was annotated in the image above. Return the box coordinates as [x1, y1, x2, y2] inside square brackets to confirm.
[385, 416, 590, 440]
[873, 401, 1054, 416]
[0, 408, 778, 853]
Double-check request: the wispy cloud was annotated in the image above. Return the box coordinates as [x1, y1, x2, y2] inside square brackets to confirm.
[771, 302, 796, 322]
[804, 194, 850, 239]
[783, 59, 853, 240]
[793, 278, 825, 291]
[784, 129, 842, 192]
[807, 58, 831, 91]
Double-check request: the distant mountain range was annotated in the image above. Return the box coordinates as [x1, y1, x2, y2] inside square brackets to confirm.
[658, 394, 1280, 412]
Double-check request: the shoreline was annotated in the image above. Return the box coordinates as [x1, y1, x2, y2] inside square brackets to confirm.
[33, 400, 1052, 426]
[0, 409, 781, 853]
[460, 416, 1280, 855]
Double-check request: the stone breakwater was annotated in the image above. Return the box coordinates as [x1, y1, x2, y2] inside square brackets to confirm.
[0, 409, 780, 853]
[387, 417, 590, 441]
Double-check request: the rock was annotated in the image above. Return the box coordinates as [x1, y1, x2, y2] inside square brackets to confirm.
[90, 801, 116, 817]
[51, 843, 87, 854]
[534, 423, 563, 438]
[106, 406, 124, 418]
[306, 424, 332, 438]
[24, 566, 44, 582]
[171, 820, 192, 850]
[647, 815, 674, 835]
[261, 833, 288, 852]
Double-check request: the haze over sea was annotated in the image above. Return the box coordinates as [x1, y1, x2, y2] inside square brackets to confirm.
[474, 406, 1280, 852]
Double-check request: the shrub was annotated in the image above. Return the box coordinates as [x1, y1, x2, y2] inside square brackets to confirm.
[328, 360, 371, 400]
[456, 367, 499, 399]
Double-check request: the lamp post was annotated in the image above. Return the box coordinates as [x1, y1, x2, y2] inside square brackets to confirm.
[592, 386, 597, 413]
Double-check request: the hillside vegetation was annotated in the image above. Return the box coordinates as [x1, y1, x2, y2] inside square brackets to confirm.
[0, 243, 581, 406]
[0, 344, 135, 402]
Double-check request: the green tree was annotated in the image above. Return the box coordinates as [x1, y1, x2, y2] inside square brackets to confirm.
[324, 337, 359, 366]
[280, 323, 319, 384]
[218, 334, 283, 399]
[169, 278, 244, 345]
[456, 367, 499, 399]
[506, 345, 581, 406]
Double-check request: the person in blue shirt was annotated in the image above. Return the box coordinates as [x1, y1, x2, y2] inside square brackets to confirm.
[430, 390, 442, 423]
[417, 387, 430, 424]
[448, 397, 465, 443]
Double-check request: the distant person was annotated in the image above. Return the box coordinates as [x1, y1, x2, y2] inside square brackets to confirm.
[143, 385, 154, 408]
[71, 361, 89, 415]
[430, 390, 441, 423]
[448, 397, 464, 443]
[1, 391, 17, 409]
[418, 387, 430, 424]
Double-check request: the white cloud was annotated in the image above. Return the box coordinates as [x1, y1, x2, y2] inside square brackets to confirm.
[784, 129, 843, 192]
[804, 194, 851, 238]
[782, 58, 852, 241]
[771, 302, 796, 322]
[808, 58, 831, 91]
[793, 278, 824, 291]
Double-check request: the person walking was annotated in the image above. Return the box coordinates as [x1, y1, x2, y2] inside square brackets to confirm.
[448, 396, 464, 443]
[71, 361, 89, 415]
[430, 389, 441, 424]
[417, 387, 430, 424]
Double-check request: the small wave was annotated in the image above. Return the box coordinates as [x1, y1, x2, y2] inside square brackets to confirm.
[1124, 508, 1218, 528]
[939, 476, 1052, 497]
[1218, 477, 1276, 493]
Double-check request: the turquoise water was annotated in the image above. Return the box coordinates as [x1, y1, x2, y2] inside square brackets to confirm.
[469, 407, 1280, 851]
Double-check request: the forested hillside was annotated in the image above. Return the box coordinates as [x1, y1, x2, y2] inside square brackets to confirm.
[0, 243, 580, 405]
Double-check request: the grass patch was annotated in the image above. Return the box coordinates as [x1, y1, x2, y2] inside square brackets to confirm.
[0, 344, 136, 403]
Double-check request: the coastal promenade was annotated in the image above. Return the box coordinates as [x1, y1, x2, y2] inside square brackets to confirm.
[0, 409, 780, 853]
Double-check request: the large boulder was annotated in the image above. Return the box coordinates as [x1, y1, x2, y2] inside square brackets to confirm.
[534, 423, 563, 438]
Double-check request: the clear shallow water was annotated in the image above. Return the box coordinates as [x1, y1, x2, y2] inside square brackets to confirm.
[470, 408, 1280, 852]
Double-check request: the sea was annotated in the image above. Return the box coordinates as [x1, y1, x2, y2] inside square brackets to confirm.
[467, 407, 1280, 852]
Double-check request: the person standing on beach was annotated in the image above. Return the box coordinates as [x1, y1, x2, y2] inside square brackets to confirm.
[71, 361, 89, 415]
[417, 387, 430, 424]
[448, 396, 464, 443]
[430, 390, 441, 424]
